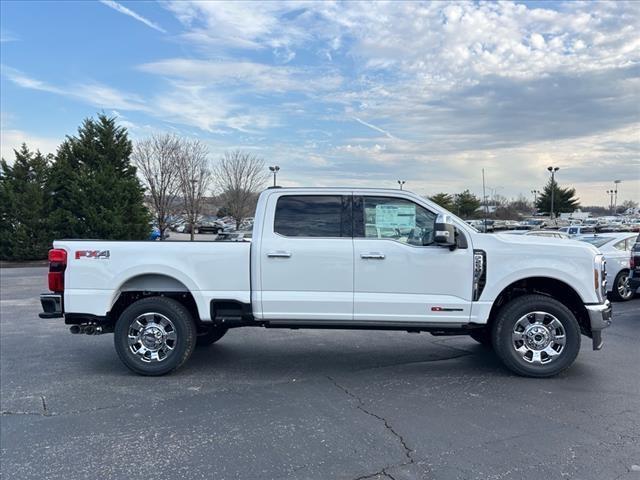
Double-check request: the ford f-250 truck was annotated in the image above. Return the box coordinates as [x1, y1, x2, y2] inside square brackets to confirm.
[39, 187, 612, 377]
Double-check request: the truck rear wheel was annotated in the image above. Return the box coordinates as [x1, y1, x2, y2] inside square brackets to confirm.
[492, 294, 581, 378]
[114, 297, 196, 376]
[196, 326, 228, 346]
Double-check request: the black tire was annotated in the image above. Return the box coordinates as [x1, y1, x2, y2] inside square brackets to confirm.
[469, 328, 492, 347]
[114, 297, 196, 376]
[492, 294, 581, 378]
[610, 270, 634, 302]
[196, 326, 228, 346]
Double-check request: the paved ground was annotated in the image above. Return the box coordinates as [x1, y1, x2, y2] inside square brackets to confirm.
[1, 267, 639, 480]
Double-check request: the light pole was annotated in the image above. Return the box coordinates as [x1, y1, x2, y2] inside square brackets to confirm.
[547, 166, 559, 221]
[613, 180, 621, 215]
[531, 190, 539, 214]
[397, 180, 405, 190]
[269, 166, 280, 187]
[606, 190, 615, 214]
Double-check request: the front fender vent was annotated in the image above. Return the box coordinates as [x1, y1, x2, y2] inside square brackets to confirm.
[473, 250, 487, 301]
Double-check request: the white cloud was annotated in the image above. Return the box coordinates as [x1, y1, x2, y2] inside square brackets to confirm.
[353, 117, 395, 140]
[2, 65, 149, 111]
[163, 1, 306, 50]
[138, 58, 342, 93]
[1, 129, 60, 162]
[328, 123, 640, 205]
[0, 29, 19, 43]
[99, 0, 166, 33]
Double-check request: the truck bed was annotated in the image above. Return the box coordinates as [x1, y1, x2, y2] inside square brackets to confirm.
[55, 240, 251, 321]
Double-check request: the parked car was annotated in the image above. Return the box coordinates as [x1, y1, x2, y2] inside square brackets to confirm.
[198, 216, 222, 234]
[39, 187, 611, 378]
[520, 219, 546, 229]
[558, 225, 596, 237]
[576, 233, 637, 301]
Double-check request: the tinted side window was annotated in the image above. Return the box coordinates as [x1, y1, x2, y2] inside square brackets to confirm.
[274, 195, 349, 237]
[356, 196, 437, 246]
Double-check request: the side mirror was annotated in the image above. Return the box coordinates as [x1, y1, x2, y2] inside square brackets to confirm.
[434, 214, 456, 249]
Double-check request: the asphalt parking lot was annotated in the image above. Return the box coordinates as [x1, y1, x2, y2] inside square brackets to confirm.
[1, 267, 639, 480]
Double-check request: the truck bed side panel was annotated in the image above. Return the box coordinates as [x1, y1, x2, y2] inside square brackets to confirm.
[54, 240, 251, 321]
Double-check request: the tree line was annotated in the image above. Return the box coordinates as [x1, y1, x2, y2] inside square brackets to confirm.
[1, 114, 268, 261]
[428, 179, 581, 219]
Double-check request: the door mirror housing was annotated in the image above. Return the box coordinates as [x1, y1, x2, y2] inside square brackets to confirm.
[433, 214, 456, 249]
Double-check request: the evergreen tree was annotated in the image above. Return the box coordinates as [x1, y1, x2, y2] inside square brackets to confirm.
[428, 193, 455, 212]
[46, 141, 86, 239]
[535, 178, 580, 215]
[454, 190, 481, 218]
[0, 144, 51, 260]
[48, 114, 150, 240]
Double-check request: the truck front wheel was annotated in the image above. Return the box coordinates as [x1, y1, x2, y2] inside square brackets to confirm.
[114, 297, 196, 376]
[492, 294, 581, 378]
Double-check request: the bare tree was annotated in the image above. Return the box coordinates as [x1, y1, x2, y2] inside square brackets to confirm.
[213, 151, 269, 229]
[176, 139, 212, 241]
[133, 134, 182, 240]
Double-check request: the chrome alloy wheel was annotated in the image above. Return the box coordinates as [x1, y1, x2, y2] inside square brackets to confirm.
[512, 312, 566, 365]
[617, 273, 633, 300]
[128, 312, 177, 363]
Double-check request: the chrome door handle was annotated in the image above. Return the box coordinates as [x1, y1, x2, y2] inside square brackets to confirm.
[267, 251, 292, 258]
[360, 253, 385, 260]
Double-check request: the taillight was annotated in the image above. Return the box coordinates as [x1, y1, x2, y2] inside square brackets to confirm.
[631, 256, 635, 269]
[48, 249, 67, 292]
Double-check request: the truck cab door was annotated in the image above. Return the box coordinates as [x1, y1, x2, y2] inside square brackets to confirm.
[353, 195, 473, 324]
[257, 193, 354, 321]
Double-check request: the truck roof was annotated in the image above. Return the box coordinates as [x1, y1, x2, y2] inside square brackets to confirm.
[265, 186, 418, 193]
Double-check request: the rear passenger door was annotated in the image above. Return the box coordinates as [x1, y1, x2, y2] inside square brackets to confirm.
[259, 193, 354, 321]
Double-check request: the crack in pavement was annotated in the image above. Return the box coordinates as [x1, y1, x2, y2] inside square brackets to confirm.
[1, 395, 50, 417]
[327, 376, 417, 480]
[40, 395, 49, 416]
[1, 403, 123, 418]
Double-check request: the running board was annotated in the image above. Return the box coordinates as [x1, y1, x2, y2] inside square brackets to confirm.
[263, 320, 472, 334]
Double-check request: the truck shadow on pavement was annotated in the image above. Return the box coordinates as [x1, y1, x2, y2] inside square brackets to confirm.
[87, 334, 587, 380]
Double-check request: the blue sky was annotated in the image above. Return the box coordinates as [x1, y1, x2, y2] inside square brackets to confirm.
[1, 0, 638, 205]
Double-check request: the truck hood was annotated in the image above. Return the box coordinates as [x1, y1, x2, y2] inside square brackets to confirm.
[480, 232, 600, 255]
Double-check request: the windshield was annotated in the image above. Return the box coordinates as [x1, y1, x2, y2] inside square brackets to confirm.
[577, 236, 612, 248]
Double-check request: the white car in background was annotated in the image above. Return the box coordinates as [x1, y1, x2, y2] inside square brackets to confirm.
[558, 225, 596, 237]
[576, 233, 638, 301]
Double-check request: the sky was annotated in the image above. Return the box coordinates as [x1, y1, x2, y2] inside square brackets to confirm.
[1, 0, 638, 206]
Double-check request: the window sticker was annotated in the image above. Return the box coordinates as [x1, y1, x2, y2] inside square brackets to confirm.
[375, 204, 416, 228]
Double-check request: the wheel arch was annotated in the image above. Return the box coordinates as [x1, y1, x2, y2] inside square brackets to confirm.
[486, 276, 592, 337]
[108, 273, 202, 326]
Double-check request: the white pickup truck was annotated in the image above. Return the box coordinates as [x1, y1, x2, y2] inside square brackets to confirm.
[40, 187, 611, 377]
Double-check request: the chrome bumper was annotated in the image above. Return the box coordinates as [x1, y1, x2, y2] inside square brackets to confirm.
[585, 300, 612, 350]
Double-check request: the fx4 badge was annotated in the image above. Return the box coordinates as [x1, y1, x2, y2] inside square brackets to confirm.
[75, 250, 110, 260]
